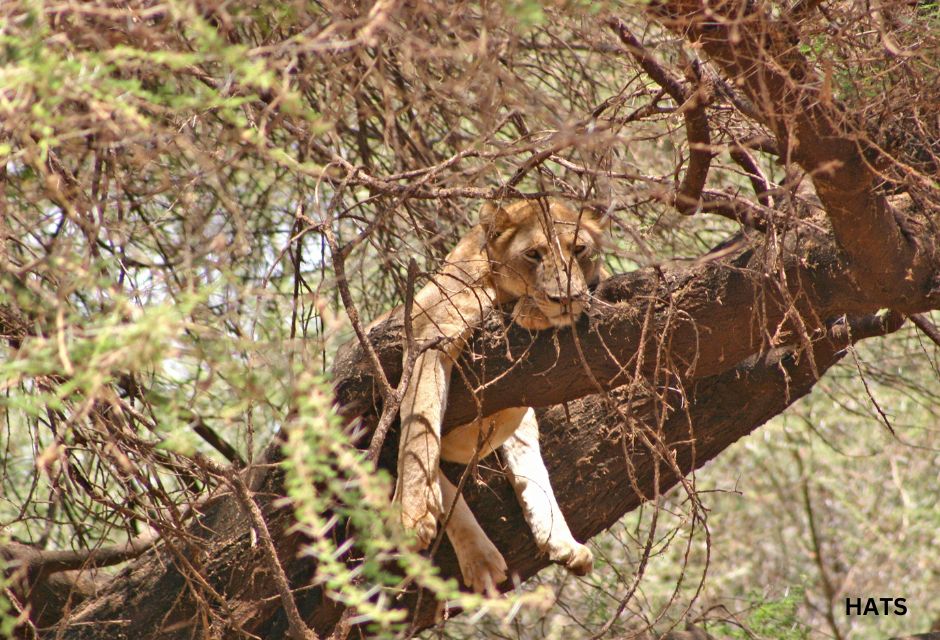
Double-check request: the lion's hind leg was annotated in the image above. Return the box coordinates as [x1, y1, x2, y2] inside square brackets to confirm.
[500, 408, 593, 576]
[439, 471, 508, 594]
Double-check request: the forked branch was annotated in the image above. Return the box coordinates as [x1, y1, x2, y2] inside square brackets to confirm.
[608, 18, 712, 215]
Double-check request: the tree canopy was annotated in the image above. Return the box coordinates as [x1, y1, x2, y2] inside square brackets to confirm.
[1, 1, 939, 639]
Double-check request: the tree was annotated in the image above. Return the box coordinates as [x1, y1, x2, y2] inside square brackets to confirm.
[1, 0, 938, 638]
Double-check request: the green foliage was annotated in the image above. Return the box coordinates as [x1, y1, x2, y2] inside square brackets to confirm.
[0, 293, 193, 415]
[0, 0, 322, 172]
[284, 374, 422, 631]
[503, 0, 546, 26]
[0, 563, 25, 638]
[713, 587, 810, 640]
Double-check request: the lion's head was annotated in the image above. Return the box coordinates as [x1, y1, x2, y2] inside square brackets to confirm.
[481, 199, 606, 330]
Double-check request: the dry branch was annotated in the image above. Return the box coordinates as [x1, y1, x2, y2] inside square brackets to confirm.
[653, 0, 926, 298]
[608, 19, 712, 215]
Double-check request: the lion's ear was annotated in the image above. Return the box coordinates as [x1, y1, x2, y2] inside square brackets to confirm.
[579, 204, 612, 234]
[479, 202, 512, 235]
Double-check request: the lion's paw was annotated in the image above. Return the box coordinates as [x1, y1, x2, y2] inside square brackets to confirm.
[453, 533, 508, 594]
[399, 484, 443, 550]
[403, 510, 439, 550]
[549, 541, 593, 576]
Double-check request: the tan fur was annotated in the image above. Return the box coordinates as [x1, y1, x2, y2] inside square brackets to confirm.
[395, 200, 604, 591]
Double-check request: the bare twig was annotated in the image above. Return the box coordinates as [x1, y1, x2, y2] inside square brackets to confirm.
[191, 416, 245, 467]
[909, 313, 940, 348]
[729, 145, 772, 207]
[365, 258, 420, 463]
[226, 468, 319, 640]
[1, 531, 159, 577]
[322, 170, 395, 402]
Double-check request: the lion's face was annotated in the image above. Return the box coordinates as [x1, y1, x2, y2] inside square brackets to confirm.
[482, 200, 606, 330]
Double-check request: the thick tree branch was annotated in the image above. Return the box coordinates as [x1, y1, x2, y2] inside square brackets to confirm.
[910, 313, 940, 348]
[334, 217, 934, 434]
[651, 0, 927, 303]
[380, 310, 905, 633]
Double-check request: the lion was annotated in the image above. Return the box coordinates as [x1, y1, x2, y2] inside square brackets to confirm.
[394, 199, 605, 593]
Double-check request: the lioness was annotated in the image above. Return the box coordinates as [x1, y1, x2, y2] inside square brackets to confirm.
[395, 199, 604, 593]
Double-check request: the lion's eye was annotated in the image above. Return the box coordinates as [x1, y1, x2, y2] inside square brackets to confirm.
[574, 244, 590, 257]
[523, 249, 542, 263]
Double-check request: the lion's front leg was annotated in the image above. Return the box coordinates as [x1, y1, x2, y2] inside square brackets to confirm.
[395, 264, 495, 549]
[395, 349, 449, 549]
[500, 408, 593, 576]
